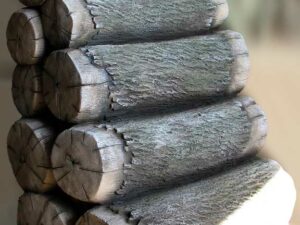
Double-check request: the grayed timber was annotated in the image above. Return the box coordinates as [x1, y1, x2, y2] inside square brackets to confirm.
[7, 118, 59, 192]
[18, 193, 78, 225]
[51, 97, 267, 203]
[19, 0, 46, 6]
[12, 65, 46, 117]
[41, 0, 229, 48]
[76, 158, 296, 225]
[6, 8, 46, 65]
[43, 31, 250, 123]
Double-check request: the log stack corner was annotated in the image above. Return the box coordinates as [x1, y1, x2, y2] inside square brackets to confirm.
[5, 0, 296, 224]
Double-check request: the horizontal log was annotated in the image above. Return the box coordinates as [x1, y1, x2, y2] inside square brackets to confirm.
[12, 65, 47, 117]
[19, 0, 46, 6]
[7, 118, 61, 192]
[41, 0, 229, 48]
[6, 8, 46, 65]
[43, 31, 250, 123]
[18, 193, 79, 225]
[51, 97, 267, 203]
[76, 158, 296, 225]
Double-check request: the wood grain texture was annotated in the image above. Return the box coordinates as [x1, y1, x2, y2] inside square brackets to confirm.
[18, 193, 78, 225]
[76, 158, 295, 225]
[43, 31, 250, 123]
[7, 118, 60, 193]
[6, 8, 46, 65]
[41, 0, 229, 48]
[51, 97, 267, 203]
[19, 0, 46, 6]
[12, 65, 47, 117]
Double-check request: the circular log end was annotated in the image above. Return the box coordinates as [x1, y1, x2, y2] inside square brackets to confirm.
[18, 193, 77, 225]
[7, 8, 46, 65]
[222, 31, 250, 94]
[41, 0, 93, 48]
[52, 125, 125, 203]
[7, 118, 57, 192]
[239, 97, 268, 155]
[211, 0, 229, 27]
[77, 207, 131, 225]
[12, 65, 46, 117]
[19, 0, 46, 6]
[43, 49, 110, 123]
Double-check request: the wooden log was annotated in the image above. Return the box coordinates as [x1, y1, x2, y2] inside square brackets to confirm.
[19, 0, 46, 6]
[43, 31, 250, 123]
[12, 65, 47, 117]
[6, 8, 46, 65]
[18, 193, 79, 225]
[40, 0, 229, 48]
[51, 97, 267, 203]
[7, 118, 61, 193]
[76, 158, 296, 225]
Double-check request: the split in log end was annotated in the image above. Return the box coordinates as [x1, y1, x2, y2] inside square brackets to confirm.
[7, 8, 46, 65]
[52, 124, 127, 203]
[43, 49, 110, 123]
[41, 0, 93, 48]
[19, 0, 46, 6]
[12, 65, 46, 117]
[239, 96, 268, 156]
[221, 31, 250, 94]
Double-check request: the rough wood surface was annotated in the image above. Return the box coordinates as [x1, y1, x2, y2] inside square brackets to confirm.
[76, 158, 296, 225]
[7, 118, 60, 192]
[41, 0, 228, 48]
[19, 0, 46, 6]
[12, 65, 47, 117]
[51, 97, 267, 203]
[43, 31, 250, 123]
[18, 193, 78, 225]
[6, 8, 46, 65]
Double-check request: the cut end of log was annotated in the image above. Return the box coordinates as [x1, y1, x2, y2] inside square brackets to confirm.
[76, 207, 131, 225]
[52, 125, 126, 203]
[7, 118, 57, 192]
[18, 193, 78, 225]
[19, 0, 46, 6]
[211, 0, 229, 27]
[41, 0, 93, 48]
[43, 49, 110, 123]
[12, 65, 46, 117]
[220, 31, 250, 94]
[7, 8, 46, 65]
[238, 96, 268, 155]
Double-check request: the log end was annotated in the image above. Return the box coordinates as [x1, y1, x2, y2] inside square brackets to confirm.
[52, 125, 126, 203]
[212, 0, 229, 27]
[76, 207, 131, 225]
[239, 97, 268, 155]
[19, 0, 46, 6]
[7, 8, 46, 65]
[12, 65, 46, 117]
[41, 0, 94, 48]
[43, 49, 110, 123]
[7, 118, 57, 193]
[222, 31, 250, 94]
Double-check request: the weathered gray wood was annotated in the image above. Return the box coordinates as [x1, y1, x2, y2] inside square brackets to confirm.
[51, 97, 267, 203]
[6, 8, 46, 65]
[18, 193, 79, 225]
[76, 158, 296, 225]
[43, 31, 250, 123]
[19, 0, 46, 6]
[41, 0, 229, 48]
[7, 118, 60, 192]
[12, 65, 47, 117]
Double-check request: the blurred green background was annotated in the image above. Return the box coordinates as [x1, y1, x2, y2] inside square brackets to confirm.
[0, 0, 299, 224]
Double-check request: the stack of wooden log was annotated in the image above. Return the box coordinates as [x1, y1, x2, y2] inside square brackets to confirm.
[6, 0, 296, 224]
